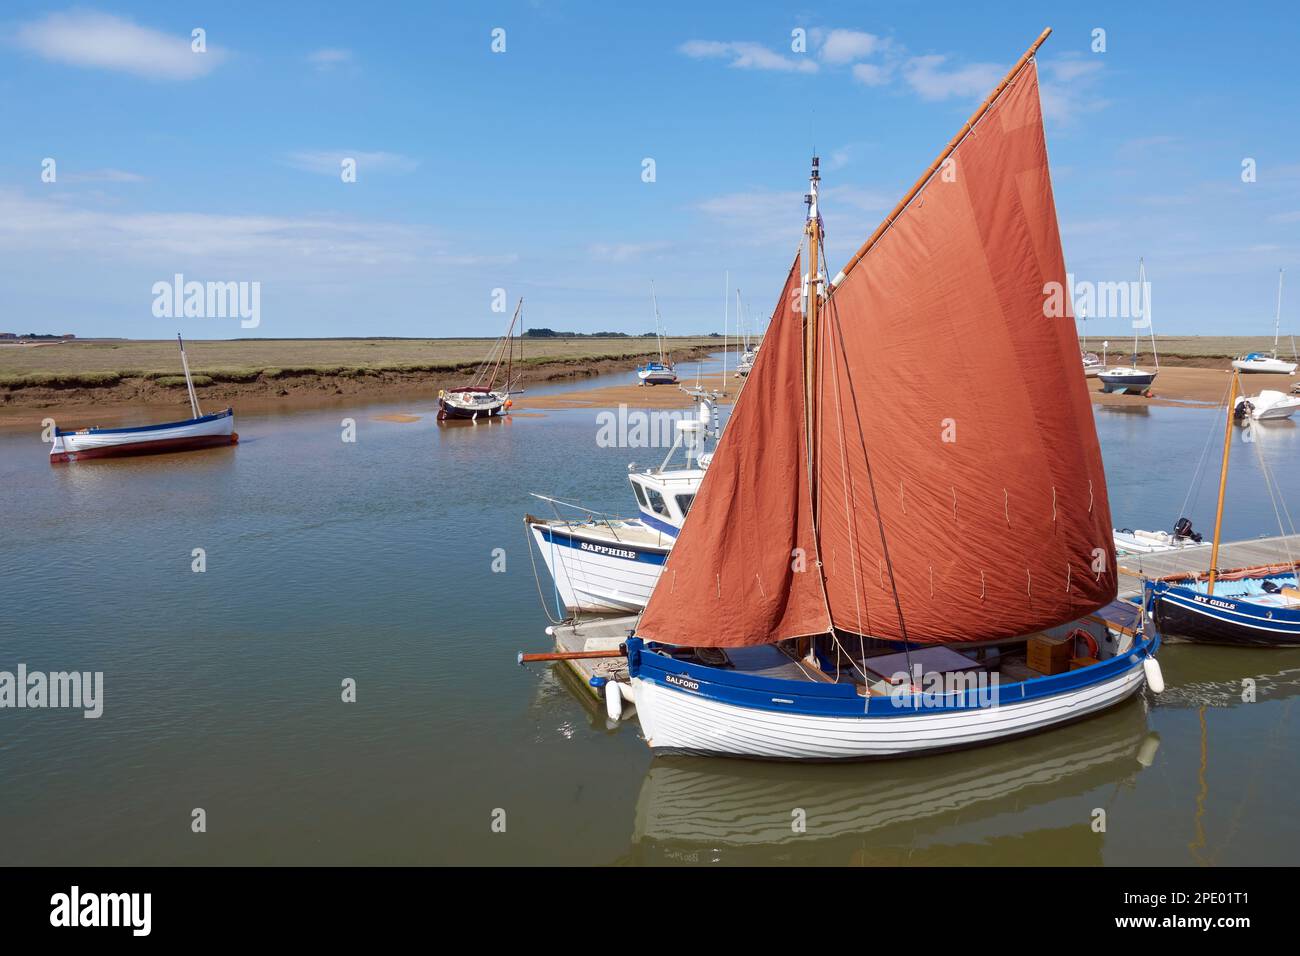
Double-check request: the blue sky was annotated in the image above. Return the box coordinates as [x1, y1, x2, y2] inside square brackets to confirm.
[1, 1, 1298, 339]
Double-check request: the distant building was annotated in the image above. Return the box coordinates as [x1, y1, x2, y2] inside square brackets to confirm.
[61, 333, 76, 339]
[0, 332, 16, 339]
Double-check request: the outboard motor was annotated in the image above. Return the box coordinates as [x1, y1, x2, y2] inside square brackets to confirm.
[1234, 400, 1254, 422]
[1173, 517, 1202, 543]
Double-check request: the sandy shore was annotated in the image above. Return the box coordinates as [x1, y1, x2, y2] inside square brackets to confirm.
[2, 349, 1294, 429]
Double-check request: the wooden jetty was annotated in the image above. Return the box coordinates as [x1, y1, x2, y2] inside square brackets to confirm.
[1117, 533, 1300, 597]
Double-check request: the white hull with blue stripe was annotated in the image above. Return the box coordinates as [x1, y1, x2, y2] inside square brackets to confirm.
[628, 624, 1157, 761]
[528, 517, 671, 613]
[50, 408, 237, 463]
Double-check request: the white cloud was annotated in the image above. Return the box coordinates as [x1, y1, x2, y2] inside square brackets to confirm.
[819, 29, 884, 65]
[589, 241, 673, 263]
[1038, 56, 1109, 125]
[851, 61, 894, 86]
[678, 40, 817, 74]
[902, 54, 1003, 101]
[283, 150, 419, 176]
[0, 190, 469, 273]
[15, 11, 226, 80]
[306, 48, 353, 70]
[61, 168, 147, 184]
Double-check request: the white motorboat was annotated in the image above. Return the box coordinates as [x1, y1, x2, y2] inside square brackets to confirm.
[1082, 352, 1103, 377]
[1232, 269, 1298, 374]
[1235, 389, 1300, 421]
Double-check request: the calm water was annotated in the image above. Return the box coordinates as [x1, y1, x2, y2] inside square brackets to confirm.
[2, 361, 1298, 865]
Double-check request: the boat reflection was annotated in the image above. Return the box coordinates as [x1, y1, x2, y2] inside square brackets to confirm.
[624, 698, 1158, 865]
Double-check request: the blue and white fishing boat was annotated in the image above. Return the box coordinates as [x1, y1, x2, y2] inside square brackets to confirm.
[529, 31, 1165, 761]
[1145, 369, 1300, 647]
[526, 388, 717, 613]
[50, 335, 237, 463]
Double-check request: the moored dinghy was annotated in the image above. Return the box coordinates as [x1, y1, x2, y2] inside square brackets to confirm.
[50, 334, 237, 464]
[1146, 370, 1300, 646]
[543, 29, 1164, 760]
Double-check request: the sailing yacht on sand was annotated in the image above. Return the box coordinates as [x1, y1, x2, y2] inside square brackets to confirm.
[438, 298, 522, 421]
[526, 28, 1164, 760]
[50, 334, 236, 463]
[1097, 259, 1159, 395]
[1232, 269, 1298, 375]
[636, 284, 678, 385]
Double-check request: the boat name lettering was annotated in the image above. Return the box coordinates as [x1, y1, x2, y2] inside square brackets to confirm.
[665, 674, 700, 692]
[579, 541, 638, 560]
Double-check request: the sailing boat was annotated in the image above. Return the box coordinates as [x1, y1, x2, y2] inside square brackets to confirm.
[50, 334, 236, 463]
[529, 29, 1164, 760]
[1079, 307, 1102, 377]
[636, 284, 678, 385]
[437, 298, 522, 421]
[1232, 269, 1298, 375]
[736, 291, 757, 377]
[1097, 259, 1159, 394]
[1145, 370, 1300, 646]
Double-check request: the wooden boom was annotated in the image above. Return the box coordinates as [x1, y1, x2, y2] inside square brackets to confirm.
[831, 27, 1053, 290]
[517, 649, 625, 665]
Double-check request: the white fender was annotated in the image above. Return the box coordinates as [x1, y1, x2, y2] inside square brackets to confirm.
[618, 681, 636, 704]
[605, 679, 623, 720]
[1143, 657, 1165, 694]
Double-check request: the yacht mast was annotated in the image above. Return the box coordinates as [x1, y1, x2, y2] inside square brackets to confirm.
[1274, 268, 1285, 355]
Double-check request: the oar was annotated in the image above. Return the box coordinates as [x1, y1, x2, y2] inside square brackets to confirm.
[517, 649, 625, 666]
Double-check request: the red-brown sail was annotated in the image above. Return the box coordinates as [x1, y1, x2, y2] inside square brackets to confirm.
[636, 255, 831, 647]
[815, 59, 1115, 643]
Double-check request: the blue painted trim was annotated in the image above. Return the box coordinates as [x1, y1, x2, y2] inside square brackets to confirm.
[533, 524, 669, 565]
[55, 407, 233, 437]
[626, 627, 1159, 719]
[637, 510, 680, 538]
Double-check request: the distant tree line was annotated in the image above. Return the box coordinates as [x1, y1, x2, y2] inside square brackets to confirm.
[525, 328, 725, 338]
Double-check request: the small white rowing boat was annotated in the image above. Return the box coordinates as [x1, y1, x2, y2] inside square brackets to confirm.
[50, 335, 237, 464]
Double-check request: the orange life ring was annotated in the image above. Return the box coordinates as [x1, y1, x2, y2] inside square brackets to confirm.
[1066, 627, 1100, 660]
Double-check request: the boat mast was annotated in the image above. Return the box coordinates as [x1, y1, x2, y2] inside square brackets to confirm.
[650, 282, 665, 364]
[177, 333, 202, 419]
[1274, 268, 1285, 356]
[804, 155, 822, 488]
[1206, 370, 1240, 596]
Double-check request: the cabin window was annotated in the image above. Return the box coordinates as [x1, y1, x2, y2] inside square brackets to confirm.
[646, 488, 671, 518]
[631, 483, 648, 508]
[676, 494, 696, 517]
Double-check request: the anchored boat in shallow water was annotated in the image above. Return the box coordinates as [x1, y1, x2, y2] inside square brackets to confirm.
[50, 335, 237, 464]
[523, 28, 1165, 760]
